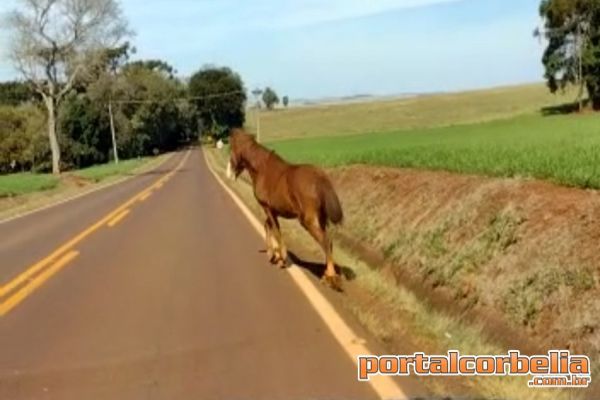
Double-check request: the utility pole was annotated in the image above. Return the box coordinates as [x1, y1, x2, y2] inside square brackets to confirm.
[252, 88, 263, 143]
[577, 23, 584, 112]
[108, 100, 119, 164]
[256, 106, 261, 143]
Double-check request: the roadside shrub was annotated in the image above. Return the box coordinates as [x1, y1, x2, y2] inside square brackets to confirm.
[0, 105, 48, 174]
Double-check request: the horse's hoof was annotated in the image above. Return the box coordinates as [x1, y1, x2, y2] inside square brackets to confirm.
[267, 251, 277, 264]
[276, 258, 288, 269]
[321, 274, 343, 292]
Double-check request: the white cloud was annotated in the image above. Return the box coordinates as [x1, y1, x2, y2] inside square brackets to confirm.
[245, 0, 463, 28]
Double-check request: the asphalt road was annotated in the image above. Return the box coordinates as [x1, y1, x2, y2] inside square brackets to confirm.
[0, 150, 389, 399]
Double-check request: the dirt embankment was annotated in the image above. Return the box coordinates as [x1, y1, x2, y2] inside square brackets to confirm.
[330, 166, 600, 359]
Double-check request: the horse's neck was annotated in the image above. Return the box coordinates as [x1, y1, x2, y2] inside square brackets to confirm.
[243, 144, 287, 189]
[246, 143, 285, 175]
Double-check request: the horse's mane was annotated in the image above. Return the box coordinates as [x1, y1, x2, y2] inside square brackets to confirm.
[232, 129, 286, 167]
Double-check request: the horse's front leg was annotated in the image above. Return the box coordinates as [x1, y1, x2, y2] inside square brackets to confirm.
[264, 218, 277, 264]
[263, 207, 287, 266]
[271, 216, 288, 269]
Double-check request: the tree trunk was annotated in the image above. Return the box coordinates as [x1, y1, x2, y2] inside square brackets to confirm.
[586, 82, 600, 111]
[45, 97, 61, 175]
[592, 96, 600, 111]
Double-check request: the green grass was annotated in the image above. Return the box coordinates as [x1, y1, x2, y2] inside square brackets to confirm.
[0, 156, 158, 198]
[269, 113, 600, 189]
[74, 158, 151, 182]
[0, 173, 60, 197]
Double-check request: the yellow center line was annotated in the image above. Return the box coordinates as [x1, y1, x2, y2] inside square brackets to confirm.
[156, 173, 175, 189]
[138, 190, 153, 202]
[0, 150, 191, 301]
[107, 209, 131, 227]
[0, 250, 80, 316]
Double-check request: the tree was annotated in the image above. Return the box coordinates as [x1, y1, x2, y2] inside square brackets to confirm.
[188, 66, 246, 138]
[84, 57, 189, 160]
[262, 87, 279, 110]
[537, 0, 600, 109]
[125, 60, 176, 79]
[0, 81, 37, 106]
[6, 0, 131, 174]
[57, 58, 194, 169]
[0, 105, 47, 173]
[59, 93, 111, 168]
[282, 95, 289, 108]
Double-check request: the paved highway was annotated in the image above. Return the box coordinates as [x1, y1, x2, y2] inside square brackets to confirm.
[0, 149, 418, 399]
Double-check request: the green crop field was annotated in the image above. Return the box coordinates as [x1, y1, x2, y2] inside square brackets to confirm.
[248, 83, 578, 141]
[268, 112, 600, 189]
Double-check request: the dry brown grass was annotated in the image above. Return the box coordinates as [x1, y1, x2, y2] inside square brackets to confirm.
[333, 165, 600, 352]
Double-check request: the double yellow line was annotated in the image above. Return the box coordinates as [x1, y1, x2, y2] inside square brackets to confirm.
[0, 151, 190, 316]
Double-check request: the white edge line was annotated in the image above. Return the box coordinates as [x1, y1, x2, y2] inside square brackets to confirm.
[202, 148, 409, 400]
[0, 153, 176, 225]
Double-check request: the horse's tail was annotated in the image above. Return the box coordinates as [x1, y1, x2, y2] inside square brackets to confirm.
[320, 177, 344, 225]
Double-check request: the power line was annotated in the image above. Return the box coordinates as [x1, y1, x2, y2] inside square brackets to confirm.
[110, 90, 246, 105]
[106, 89, 250, 164]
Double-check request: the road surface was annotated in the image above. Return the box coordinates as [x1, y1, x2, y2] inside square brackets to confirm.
[0, 150, 410, 399]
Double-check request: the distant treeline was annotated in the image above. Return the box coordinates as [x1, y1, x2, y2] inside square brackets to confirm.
[0, 47, 247, 174]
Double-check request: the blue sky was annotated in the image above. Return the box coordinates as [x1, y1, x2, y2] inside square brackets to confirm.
[0, 0, 545, 99]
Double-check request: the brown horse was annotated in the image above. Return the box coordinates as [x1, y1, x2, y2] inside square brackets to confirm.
[227, 129, 344, 289]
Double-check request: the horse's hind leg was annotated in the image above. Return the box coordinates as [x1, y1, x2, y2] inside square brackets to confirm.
[301, 215, 341, 290]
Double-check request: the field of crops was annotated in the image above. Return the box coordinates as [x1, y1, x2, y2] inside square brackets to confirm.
[248, 84, 577, 141]
[269, 112, 600, 189]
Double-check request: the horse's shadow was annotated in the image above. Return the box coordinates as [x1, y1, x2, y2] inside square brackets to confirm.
[258, 249, 356, 282]
[287, 251, 357, 282]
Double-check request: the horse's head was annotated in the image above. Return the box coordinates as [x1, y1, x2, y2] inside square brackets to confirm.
[227, 129, 254, 180]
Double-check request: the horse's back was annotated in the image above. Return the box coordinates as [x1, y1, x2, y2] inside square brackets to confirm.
[254, 158, 298, 216]
[286, 164, 343, 225]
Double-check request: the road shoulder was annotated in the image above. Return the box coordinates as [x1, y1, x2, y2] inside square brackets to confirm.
[0, 153, 172, 224]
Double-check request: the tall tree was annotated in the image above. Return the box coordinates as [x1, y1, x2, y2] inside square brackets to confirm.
[125, 60, 176, 79]
[262, 87, 279, 110]
[282, 95, 289, 108]
[0, 81, 37, 106]
[188, 66, 246, 137]
[537, 0, 600, 109]
[6, 0, 131, 174]
[0, 105, 47, 173]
